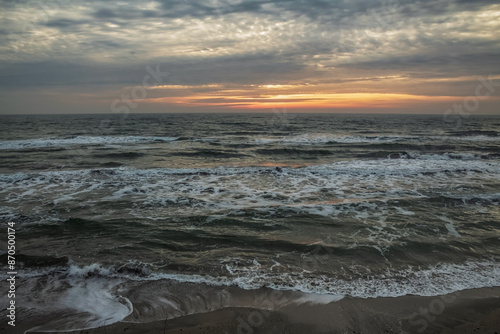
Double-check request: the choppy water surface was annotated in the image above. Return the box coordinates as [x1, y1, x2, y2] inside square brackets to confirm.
[0, 113, 499, 331]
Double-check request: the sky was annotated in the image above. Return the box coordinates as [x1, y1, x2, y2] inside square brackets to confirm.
[0, 0, 499, 114]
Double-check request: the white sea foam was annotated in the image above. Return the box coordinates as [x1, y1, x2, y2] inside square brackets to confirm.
[1, 161, 498, 266]
[1, 159, 498, 224]
[403, 152, 488, 160]
[1, 133, 497, 151]
[3, 259, 499, 332]
[15, 276, 133, 333]
[252, 133, 500, 145]
[0, 135, 178, 149]
[448, 135, 500, 142]
[253, 133, 415, 145]
[6, 260, 500, 299]
[62, 280, 132, 326]
[438, 216, 462, 237]
[166, 260, 500, 298]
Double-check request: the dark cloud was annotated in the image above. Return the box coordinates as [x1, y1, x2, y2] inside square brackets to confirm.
[0, 52, 305, 88]
[340, 52, 500, 78]
[44, 19, 92, 28]
[93, 8, 118, 19]
[153, 0, 500, 22]
[0, 61, 147, 87]
[164, 54, 305, 85]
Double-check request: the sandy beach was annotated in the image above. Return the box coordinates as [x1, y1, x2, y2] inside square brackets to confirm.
[5, 287, 498, 334]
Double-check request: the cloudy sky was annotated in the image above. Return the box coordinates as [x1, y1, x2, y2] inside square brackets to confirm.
[1, 0, 499, 114]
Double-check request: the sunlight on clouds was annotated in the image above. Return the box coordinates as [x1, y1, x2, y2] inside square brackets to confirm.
[144, 88, 460, 110]
[1, 0, 499, 113]
[149, 84, 223, 90]
[3, 1, 499, 66]
[258, 84, 303, 89]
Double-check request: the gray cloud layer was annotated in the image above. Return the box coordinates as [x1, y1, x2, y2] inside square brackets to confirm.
[0, 0, 499, 113]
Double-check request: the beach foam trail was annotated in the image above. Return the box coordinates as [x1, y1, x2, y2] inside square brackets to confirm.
[1, 259, 499, 331]
[29, 283, 132, 332]
[2, 259, 500, 299]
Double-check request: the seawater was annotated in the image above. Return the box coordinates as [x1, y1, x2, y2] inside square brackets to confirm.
[0, 113, 499, 331]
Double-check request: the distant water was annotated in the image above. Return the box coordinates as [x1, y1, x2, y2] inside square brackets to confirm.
[1, 113, 499, 330]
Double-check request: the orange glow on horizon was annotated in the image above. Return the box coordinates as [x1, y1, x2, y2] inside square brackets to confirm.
[145, 92, 464, 109]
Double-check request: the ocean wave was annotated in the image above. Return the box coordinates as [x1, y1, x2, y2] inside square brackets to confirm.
[252, 133, 500, 145]
[1, 157, 497, 182]
[255, 148, 334, 156]
[1, 133, 497, 151]
[6, 259, 498, 332]
[446, 135, 500, 142]
[427, 193, 500, 206]
[1, 159, 498, 220]
[4, 260, 500, 299]
[384, 152, 500, 160]
[5, 267, 133, 332]
[167, 149, 250, 158]
[0, 135, 179, 150]
[448, 130, 499, 137]
[253, 134, 417, 145]
[217, 260, 500, 297]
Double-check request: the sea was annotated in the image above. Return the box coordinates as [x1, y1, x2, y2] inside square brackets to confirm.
[0, 113, 499, 331]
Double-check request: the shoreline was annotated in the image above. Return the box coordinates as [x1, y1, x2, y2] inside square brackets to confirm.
[6, 286, 500, 334]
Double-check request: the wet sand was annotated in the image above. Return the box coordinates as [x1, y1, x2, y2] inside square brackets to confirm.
[6, 287, 499, 334]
